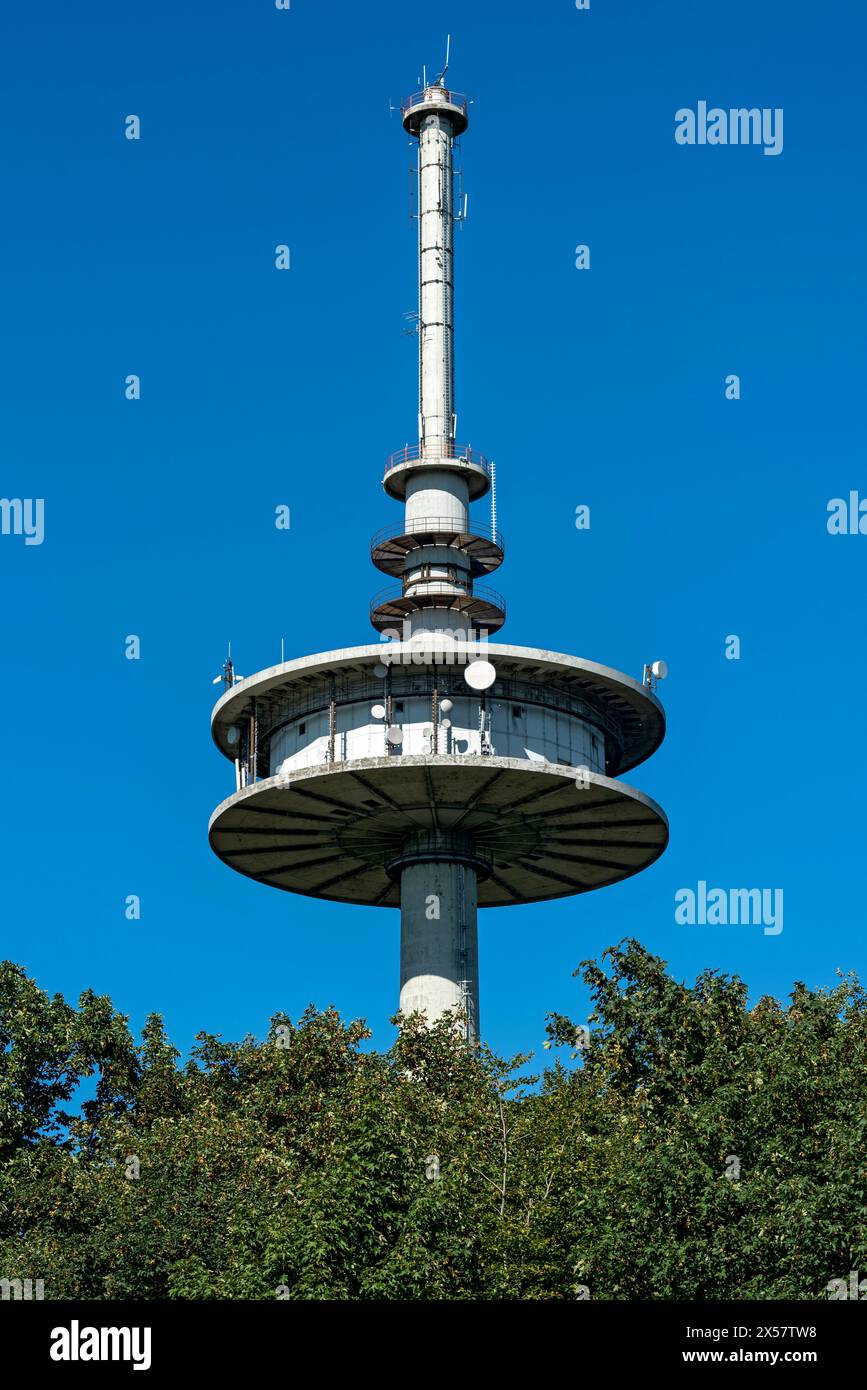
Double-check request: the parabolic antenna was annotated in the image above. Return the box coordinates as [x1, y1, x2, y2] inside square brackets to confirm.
[371, 704, 386, 719]
[464, 660, 497, 691]
[651, 660, 669, 681]
[385, 726, 404, 746]
[440, 698, 453, 713]
[226, 725, 240, 746]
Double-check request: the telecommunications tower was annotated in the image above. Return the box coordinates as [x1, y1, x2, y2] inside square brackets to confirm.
[209, 65, 668, 1042]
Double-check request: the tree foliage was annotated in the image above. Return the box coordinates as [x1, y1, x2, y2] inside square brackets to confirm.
[1, 941, 865, 1300]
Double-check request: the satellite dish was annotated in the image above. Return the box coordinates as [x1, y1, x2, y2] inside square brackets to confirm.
[651, 660, 669, 681]
[212, 676, 223, 686]
[373, 663, 389, 679]
[422, 726, 432, 737]
[464, 660, 496, 691]
[226, 725, 240, 746]
[440, 718, 452, 730]
[440, 698, 453, 713]
[386, 726, 404, 746]
[371, 704, 386, 720]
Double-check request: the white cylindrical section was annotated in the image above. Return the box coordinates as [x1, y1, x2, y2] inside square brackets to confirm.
[400, 860, 479, 1041]
[405, 469, 467, 528]
[418, 110, 455, 456]
[271, 699, 608, 773]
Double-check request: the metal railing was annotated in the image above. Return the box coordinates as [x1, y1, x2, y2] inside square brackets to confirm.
[369, 517, 504, 552]
[384, 444, 490, 479]
[370, 582, 506, 621]
[402, 89, 469, 120]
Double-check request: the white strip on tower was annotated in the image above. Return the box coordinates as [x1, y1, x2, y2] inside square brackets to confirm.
[209, 64, 668, 1045]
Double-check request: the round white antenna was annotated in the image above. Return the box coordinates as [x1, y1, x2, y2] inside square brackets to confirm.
[440, 718, 452, 730]
[386, 726, 404, 746]
[226, 725, 240, 746]
[371, 703, 386, 720]
[464, 660, 497, 691]
[651, 660, 669, 681]
[440, 698, 453, 713]
[373, 663, 389, 680]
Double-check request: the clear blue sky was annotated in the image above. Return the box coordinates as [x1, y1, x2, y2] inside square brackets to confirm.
[1, 0, 864, 1062]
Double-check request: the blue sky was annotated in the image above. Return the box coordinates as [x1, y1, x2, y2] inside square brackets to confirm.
[1, 0, 865, 1062]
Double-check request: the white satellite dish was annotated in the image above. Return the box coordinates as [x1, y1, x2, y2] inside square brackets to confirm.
[440, 718, 452, 730]
[373, 663, 389, 679]
[386, 726, 404, 746]
[371, 704, 386, 720]
[464, 660, 496, 691]
[212, 676, 223, 686]
[422, 725, 432, 737]
[226, 725, 240, 746]
[440, 698, 453, 713]
[651, 660, 669, 681]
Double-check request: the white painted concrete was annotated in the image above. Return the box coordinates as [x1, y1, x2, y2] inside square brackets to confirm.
[271, 696, 607, 775]
[399, 857, 479, 1041]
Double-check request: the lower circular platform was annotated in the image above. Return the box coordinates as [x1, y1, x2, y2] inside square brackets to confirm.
[208, 756, 668, 908]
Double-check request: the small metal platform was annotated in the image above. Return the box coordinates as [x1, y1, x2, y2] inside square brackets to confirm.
[402, 88, 469, 137]
[370, 583, 506, 634]
[209, 756, 669, 909]
[383, 445, 491, 501]
[370, 518, 504, 577]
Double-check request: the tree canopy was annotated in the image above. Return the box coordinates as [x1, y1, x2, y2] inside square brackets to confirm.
[1, 941, 865, 1300]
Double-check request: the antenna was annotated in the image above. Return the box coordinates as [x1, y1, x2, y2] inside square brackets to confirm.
[436, 34, 451, 87]
[643, 660, 669, 690]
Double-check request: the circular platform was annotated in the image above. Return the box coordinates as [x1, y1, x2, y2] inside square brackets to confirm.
[402, 89, 469, 138]
[209, 756, 668, 909]
[370, 519, 504, 577]
[370, 584, 506, 634]
[383, 447, 490, 502]
[211, 643, 666, 778]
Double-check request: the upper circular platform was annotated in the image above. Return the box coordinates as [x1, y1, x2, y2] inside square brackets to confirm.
[370, 518, 504, 577]
[384, 445, 490, 501]
[402, 87, 469, 137]
[211, 642, 666, 778]
[209, 758, 668, 909]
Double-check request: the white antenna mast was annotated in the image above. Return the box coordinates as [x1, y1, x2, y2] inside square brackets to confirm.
[439, 34, 451, 85]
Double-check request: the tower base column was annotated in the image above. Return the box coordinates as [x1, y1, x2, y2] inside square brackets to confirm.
[391, 831, 487, 1043]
